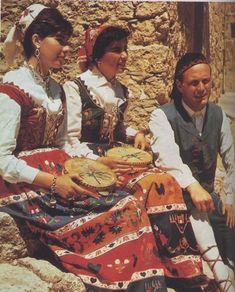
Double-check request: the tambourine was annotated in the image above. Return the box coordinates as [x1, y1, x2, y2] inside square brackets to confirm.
[106, 146, 153, 166]
[64, 157, 117, 191]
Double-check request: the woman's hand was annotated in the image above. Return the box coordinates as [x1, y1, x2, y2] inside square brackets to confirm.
[97, 156, 148, 175]
[55, 173, 99, 200]
[97, 156, 133, 175]
[222, 203, 235, 228]
[134, 132, 149, 150]
[97, 156, 148, 188]
[33, 171, 99, 201]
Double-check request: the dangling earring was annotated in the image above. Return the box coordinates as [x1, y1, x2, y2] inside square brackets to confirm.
[34, 47, 40, 60]
[96, 61, 102, 70]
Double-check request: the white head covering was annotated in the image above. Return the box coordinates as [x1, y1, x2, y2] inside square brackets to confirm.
[3, 3, 47, 67]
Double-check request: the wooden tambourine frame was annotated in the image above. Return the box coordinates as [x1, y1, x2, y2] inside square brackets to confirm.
[106, 146, 153, 166]
[64, 157, 117, 191]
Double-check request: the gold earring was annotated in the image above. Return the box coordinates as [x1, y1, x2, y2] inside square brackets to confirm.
[34, 47, 40, 60]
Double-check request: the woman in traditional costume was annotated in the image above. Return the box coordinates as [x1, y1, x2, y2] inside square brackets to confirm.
[1, 8, 209, 291]
[63, 25, 149, 161]
[62, 25, 213, 291]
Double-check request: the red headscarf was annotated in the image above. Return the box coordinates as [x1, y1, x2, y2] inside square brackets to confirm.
[77, 24, 110, 72]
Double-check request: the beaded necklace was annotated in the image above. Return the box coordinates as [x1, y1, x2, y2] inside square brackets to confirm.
[24, 62, 54, 101]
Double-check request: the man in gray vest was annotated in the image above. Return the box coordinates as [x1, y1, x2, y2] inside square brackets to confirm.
[149, 52, 234, 291]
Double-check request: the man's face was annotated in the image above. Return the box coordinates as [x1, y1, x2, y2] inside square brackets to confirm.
[176, 63, 212, 112]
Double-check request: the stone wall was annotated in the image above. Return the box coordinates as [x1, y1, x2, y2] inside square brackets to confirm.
[224, 3, 235, 93]
[208, 2, 226, 102]
[1, 0, 232, 130]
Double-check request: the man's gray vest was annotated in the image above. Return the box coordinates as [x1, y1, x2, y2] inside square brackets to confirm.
[161, 100, 223, 193]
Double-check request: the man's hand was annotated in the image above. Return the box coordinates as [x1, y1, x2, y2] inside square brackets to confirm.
[222, 203, 235, 228]
[187, 182, 215, 213]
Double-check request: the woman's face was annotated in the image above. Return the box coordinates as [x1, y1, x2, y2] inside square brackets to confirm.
[96, 38, 128, 81]
[38, 33, 70, 71]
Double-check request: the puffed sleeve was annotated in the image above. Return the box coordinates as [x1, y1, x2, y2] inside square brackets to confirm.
[63, 80, 98, 160]
[0, 92, 39, 183]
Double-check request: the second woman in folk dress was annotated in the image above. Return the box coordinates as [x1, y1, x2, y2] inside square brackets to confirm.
[63, 25, 212, 291]
[63, 25, 148, 168]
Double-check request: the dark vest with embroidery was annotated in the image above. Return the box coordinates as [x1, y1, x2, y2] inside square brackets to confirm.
[74, 77, 128, 144]
[161, 100, 223, 193]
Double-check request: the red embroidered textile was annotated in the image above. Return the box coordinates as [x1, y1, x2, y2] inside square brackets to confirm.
[0, 148, 208, 291]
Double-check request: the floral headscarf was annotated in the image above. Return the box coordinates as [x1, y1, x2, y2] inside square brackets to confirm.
[3, 3, 47, 66]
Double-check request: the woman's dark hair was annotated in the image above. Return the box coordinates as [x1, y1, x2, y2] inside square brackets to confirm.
[92, 26, 130, 62]
[23, 8, 73, 59]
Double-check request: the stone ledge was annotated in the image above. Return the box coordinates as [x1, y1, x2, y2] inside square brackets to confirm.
[0, 212, 86, 292]
[0, 260, 86, 292]
[0, 212, 29, 262]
